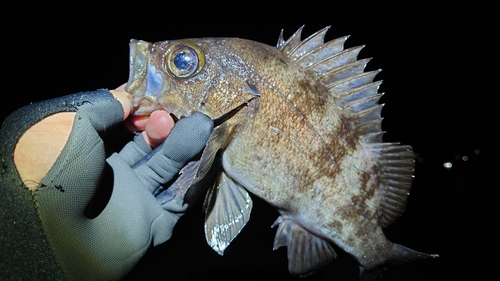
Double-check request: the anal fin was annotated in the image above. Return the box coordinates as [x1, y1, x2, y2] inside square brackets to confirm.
[204, 171, 253, 255]
[272, 217, 337, 276]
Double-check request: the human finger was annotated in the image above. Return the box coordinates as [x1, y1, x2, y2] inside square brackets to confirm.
[109, 89, 132, 121]
[134, 112, 213, 192]
[142, 110, 175, 147]
[115, 83, 127, 91]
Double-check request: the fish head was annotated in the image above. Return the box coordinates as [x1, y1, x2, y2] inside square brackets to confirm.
[126, 37, 262, 121]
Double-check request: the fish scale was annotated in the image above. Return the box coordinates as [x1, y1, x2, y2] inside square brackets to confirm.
[125, 26, 438, 280]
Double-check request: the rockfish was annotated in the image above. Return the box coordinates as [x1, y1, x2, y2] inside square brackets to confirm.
[125, 26, 437, 280]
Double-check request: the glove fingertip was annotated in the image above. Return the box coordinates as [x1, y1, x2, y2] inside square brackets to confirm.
[76, 98, 124, 134]
[161, 113, 213, 165]
[184, 112, 215, 140]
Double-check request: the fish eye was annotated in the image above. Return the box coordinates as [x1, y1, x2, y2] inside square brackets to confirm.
[164, 43, 205, 78]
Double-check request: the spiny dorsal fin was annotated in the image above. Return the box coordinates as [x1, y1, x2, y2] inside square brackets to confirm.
[288, 26, 330, 61]
[277, 26, 382, 144]
[277, 25, 305, 55]
[278, 26, 414, 227]
[276, 29, 286, 49]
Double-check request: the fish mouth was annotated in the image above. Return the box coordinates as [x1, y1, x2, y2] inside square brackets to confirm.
[126, 39, 172, 117]
[125, 39, 150, 111]
[126, 39, 147, 89]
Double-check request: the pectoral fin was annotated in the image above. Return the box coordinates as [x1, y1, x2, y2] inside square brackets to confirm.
[272, 217, 337, 276]
[154, 124, 229, 205]
[203, 171, 253, 255]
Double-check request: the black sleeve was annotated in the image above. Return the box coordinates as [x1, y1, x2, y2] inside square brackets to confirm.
[0, 89, 115, 280]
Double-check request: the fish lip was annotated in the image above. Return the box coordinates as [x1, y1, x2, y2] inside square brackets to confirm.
[126, 39, 155, 113]
[125, 39, 145, 95]
[131, 101, 188, 123]
[126, 39, 139, 92]
[127, 39, 172, 117]
[158, 105, 187, 122]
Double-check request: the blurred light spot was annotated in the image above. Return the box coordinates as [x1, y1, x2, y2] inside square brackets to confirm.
[462, 155, 468, 161]
[474, 149, 481, 154]
[443, 162, 452, 170]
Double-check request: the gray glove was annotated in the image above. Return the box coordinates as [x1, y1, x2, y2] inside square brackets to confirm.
[35, 97, 213, 280]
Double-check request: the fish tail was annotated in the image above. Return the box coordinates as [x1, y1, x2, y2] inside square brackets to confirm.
[359, 244, 439, 281]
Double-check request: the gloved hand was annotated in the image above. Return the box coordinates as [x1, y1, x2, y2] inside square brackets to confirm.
[34, 95, 213, 280]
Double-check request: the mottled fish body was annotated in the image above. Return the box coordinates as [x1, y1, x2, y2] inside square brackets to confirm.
[126, 26, 437, 280]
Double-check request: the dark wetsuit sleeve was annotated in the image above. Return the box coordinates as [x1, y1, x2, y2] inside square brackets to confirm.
[0, 89, 114, 280]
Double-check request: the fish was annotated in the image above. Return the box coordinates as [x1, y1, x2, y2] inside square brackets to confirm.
[125, 26, 438, 280]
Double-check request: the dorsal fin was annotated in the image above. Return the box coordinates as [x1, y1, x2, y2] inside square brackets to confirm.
[368, 143, 415, 227]
[277, 25, 305, 55]
[277, 26, 381, 142]
[278, 26, 415, 227]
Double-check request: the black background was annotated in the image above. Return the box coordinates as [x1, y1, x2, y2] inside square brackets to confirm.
[2, 2, 495, 280]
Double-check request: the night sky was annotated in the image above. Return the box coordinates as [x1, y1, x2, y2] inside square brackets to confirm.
[2, 2, 494, 280]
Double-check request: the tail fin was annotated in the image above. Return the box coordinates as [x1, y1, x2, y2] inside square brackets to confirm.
[359, 244, 439, 281]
